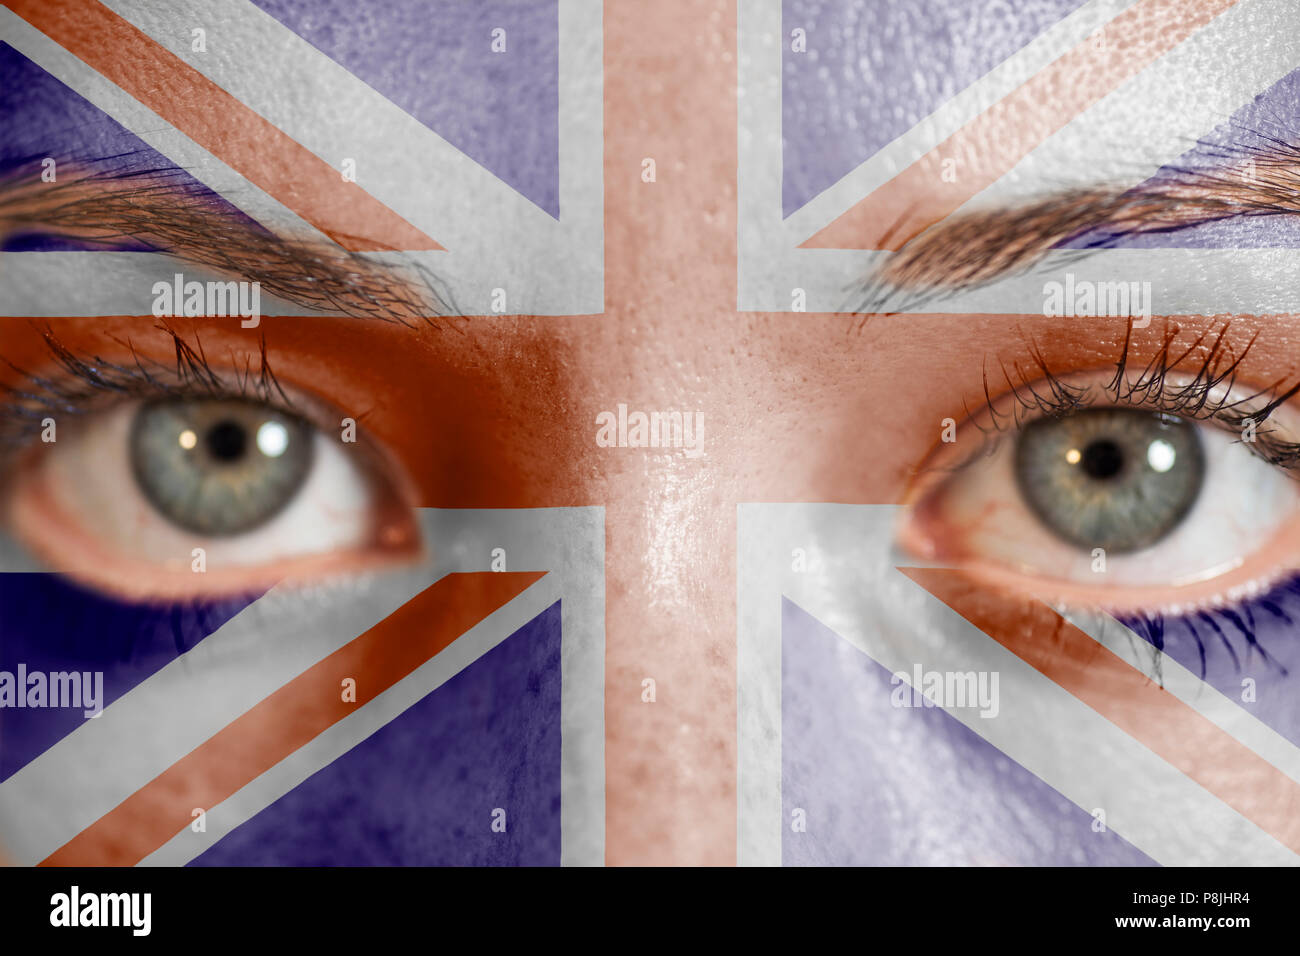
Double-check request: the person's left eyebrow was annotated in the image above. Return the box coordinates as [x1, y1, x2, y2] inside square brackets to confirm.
[855, 139, 1300, 312]
[0, 160, 452, 325]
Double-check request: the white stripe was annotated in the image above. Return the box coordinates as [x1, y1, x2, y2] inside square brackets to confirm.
[557, 0, 606, 296]
[963, 0, 1300, 211]
[781, 0, 1146, 242]
[99, 0, 604, 315]
[0, 561, 432, 865]
[0, 507, 606, 866]
[737, 504, 1300, 866]
[1062, 606, 1300, 789]
[0, 8, 334, 246]
[739, 0, 1300, 313]
[0, 251, 329, 317]
[140, 571, 563, 865]
[739, 0, 1143, 309]
[739, 246, 1300, 314]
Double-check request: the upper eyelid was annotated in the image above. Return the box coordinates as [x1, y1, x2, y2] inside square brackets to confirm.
[943, 371, 1300, 479]
[0, 329, 340, 454]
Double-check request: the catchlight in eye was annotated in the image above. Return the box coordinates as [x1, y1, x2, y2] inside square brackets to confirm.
[5, 390, 420, 602]
[130, 399, 314, 536]
[1014, 408, 1204, 554]
[898, 372, 1300, 614]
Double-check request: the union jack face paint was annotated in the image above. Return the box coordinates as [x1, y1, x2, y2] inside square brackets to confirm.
[2, 0, 1300, 873]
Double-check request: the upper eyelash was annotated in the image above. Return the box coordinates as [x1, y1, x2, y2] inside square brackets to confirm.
[961, 319, 1300, 472]
[0, 324, 295, 454]
[950, 319, 1300, 676]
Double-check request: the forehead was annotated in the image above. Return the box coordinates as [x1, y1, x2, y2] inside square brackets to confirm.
[3, 1, 1294, 324]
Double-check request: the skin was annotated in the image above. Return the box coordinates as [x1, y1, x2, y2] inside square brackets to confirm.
[3, 1, 1299, 866]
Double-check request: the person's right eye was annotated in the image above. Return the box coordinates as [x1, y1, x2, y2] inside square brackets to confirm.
[897, 356, 1300, 616]
[1, 342, 421, 603]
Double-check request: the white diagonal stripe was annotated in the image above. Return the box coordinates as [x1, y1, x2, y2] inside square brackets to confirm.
[140, 570, 563, 866]
[98, 0, 604, 315]
[780, 0, 1146, 242]
[737, 503, 1300, 866]
[0, 507, 606, 866]
[740, 0, 1300, 313]
[0, 560, 433, 865]
[1062, 606, 1300, 789]
[963, 0, 1300, 211]
[0, 7, 333, 243]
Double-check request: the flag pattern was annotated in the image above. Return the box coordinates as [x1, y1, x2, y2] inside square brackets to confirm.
[2, 0, 1300, 868]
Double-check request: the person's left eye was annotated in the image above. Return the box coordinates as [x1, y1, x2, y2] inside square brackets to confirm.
[4, 391, 421, 601]
[897, 371, 1300, 614]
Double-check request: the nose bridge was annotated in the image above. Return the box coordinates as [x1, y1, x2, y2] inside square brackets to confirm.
[594, 0, 741, 865]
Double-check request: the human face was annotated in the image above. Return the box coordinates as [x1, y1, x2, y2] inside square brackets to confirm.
[2, 0, 1299, 868]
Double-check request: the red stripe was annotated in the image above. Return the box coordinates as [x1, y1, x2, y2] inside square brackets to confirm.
[8, 0, 444, 252]
[904, 567, 1300, 855]
[40, 571, 544, 866]
[801, 0, 1240, 250]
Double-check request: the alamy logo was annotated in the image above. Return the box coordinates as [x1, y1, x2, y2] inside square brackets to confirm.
[890, 665, 1000, 718]
[152, 272, 261, 328]
[1042, 272, 1151, 328]
[595, 403, 704, 458]
[50, 886, 151, 936]
[0, 664, 103, 718]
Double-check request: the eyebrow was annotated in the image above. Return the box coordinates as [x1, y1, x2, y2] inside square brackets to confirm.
[853, 137, 1300, 313]
[0, 159, 453, 326]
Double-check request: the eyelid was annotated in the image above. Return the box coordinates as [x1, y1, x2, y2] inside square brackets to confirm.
[900, 367, 1300, 617]
[917, 367, 1300, 486]
[0, 330, 332, 457]
[0, 349, 424, 602]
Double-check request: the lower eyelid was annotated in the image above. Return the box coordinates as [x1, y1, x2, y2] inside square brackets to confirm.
[2, 396, 423, 603]
[901, 379, 1300, 617]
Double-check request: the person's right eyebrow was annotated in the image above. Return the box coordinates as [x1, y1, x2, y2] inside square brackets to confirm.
[854, 138, 1300, 313]
[0, 160, 453, 326]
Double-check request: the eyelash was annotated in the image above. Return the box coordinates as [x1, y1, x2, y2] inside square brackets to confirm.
[0, 323, 297, 456]
[1116, 570, 1295, 680]
[929, 319, 1300, 679]
[965, 319, 1300, 472]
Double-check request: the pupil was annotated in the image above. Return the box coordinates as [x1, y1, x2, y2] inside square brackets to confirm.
[205, 420, 247, 462]
[1080, 439, 1124, 480]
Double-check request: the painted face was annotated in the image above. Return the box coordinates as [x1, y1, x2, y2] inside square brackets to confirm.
[2, 0, 1299, 869]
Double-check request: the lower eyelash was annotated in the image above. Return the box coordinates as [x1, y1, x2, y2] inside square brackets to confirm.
[1117, 573, 1296, 682]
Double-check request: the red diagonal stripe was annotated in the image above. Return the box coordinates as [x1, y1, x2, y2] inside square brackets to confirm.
[802, 0, 1239, 250]
[903, 567, 1300, 855]
[8, 0, 444, 252]
[40, 570, 544, 867]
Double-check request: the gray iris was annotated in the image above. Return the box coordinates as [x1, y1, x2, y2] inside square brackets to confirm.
[130, 399, 314, 536]
[1014, 408, 1204, 554]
